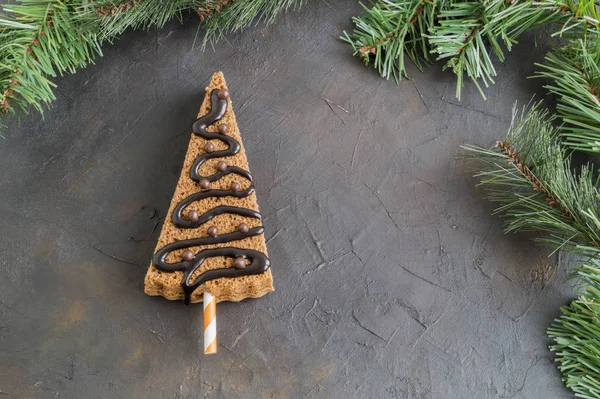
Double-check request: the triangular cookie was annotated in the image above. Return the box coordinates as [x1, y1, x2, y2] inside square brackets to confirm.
[145, 72, 274, 304]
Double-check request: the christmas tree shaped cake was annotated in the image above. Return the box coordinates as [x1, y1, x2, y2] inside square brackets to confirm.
[145, 72, 274, 305]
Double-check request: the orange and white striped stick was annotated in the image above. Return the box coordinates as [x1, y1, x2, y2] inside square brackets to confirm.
[203, 292, 217, 354]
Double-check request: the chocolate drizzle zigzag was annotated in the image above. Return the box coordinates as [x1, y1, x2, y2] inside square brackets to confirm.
[152, 89, 270, 305]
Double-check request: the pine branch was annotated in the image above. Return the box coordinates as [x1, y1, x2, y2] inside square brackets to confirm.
[343, 0, 589, 99]
[461, 102, 600, 258]
[427, 0, 564, 100]
[535, 40, 600, 154]
[548, 260, 600, 398]
[0, 0, 305, 132]
[426, 1, 495, 100]
[0, 1, 102, 118]
[551, 0, 600, 39]
[90, 0, 206, 40]
[341, 0, 447, 82]
[202, 0, 306, 47]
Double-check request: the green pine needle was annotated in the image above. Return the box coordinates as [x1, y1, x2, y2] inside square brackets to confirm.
[548, 260, 600, 399]
[343, 0, 595, 100]
[0, 0, 305, 132]
[461, 102, 600, 258]
[535, 40, 600, 155]
[202, 0, 306, 47]
[341, 0, 447, 83]
[463, 101, 600, 395]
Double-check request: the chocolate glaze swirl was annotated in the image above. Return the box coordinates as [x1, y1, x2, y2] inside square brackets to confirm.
[152, 89, 270, 305]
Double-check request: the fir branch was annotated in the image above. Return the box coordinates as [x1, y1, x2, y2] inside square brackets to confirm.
[0, 0, 305, 131]
[551, 0, 600, 39]
[426, 1, 495, 100]
[548, 260, 600, 398]
[201, 0, 305, 47]
[343, 0, 584, 99]
[0, 1, 102, 117]
[198, 0, 234, 22]
[341, 0, 447, 82]
[427, 0, 564, 100]
[461, 102, 600, 258]
[486, 0, 561, 43]
[535, 40, 600, 154]
[87, 1, 213, 40]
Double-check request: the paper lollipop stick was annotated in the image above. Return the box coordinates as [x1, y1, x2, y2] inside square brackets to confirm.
[203, 292, 217, 354]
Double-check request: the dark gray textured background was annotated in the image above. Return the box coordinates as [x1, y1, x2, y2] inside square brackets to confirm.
[0, 2, 575, 398]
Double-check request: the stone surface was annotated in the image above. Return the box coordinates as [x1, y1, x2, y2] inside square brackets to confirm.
[0, 2, 573, 398]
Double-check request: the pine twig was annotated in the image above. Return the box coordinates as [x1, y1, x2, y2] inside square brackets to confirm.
[201, 0, 306, 47]
[341, 0, 445, 82]
[426, 0, 564, 100]
[535, 40, 600, 154]
[426, 1, 494, 100]
[0, 1, 102, 117]
[88, 1, 211, 40]
[548, 260, 600, 399]
[342, 0, 593, 100]
[461, 102, 600, 258]
[0, 0, 305, 132]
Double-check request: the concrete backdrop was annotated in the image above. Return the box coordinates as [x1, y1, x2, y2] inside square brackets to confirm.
[0, 1, 574, 398]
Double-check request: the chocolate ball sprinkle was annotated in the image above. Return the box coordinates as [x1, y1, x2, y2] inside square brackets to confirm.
[182, 250, 194, 262]
[217, 90, 230, 100]
[204, 142, 215, 153]
[199, 179, 211, 190]
[216, 161, 227, 172]
[207, 226, 218, 237]
[238, 223, 249, 233]
[188, 210, 199, 222]
[233, 257, 246, 269]
[218, 124, 229, 135]
[231, 182, 242, 192]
